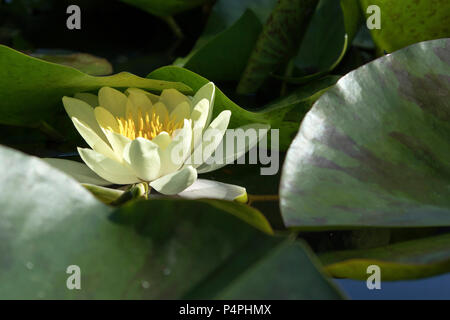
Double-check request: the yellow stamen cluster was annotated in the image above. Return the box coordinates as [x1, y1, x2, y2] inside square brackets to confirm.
[114, 108, 184, 140]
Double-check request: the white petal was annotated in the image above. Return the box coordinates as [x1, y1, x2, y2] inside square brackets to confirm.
[191, 82, 215, 127]
[187, 110, 231, 168]
[94, 106, 119, 133]
[103, 129, 131, 159]
[42, 158, 111, 186]
[98, 87, 127, 118]
[125, 97, 152, 128]
[72, 118, 118, 160]
[93, 107, 130, 160]
[150, 165, 197, 195]
[197, 123, 270, 174]
[126, 88, 153, 110]
[158, 119, 192, 176]
[153, 101, 169, 123]
[170, 101, 190, 123]
[190, 99, 210, 152]
[126, 88, 159, 104]
[152, 131, 171, 150]
[62, 96, 108, 143]
[190, 99, 209, 130]
[78, 147, 138, 185]
[159, 88, 190, 112]
[128, 137, 161, 181]
[178, 179, 247, 202]
[73, 92, 99, 107]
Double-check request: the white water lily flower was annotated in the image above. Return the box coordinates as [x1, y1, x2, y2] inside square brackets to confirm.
[45, 83, 269, 202]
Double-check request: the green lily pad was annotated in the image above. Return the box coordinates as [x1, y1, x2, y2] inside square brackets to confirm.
[31, 52, 113, 76]
[236, 0, 319, 94]
[0, 145, 343, 299]
[0, 45, 191, 126]
[320, 233, 450, 280]
[175, 9, 262, 81]
[359, 0, 450, 53]
[263, 75, 341, 121]
[174, 0, 278, 81]
[288, 0, 362, 83]
[200, 161, 286, 230]
[280, 39, 450, 229]
[188, 240, 344, 299]
[119, 0, 211, 17]
[148, 66, 338, 150]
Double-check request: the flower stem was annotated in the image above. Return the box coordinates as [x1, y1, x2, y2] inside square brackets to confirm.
[110, 182, 148, 206]
[38, 121, 65, 142]
[247, 194, 279, 206]
[163, 16, 184, 39]
[281, 59, 294, 96]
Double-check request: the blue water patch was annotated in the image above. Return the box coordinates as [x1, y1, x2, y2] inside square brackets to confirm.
[334, 273, 450, 300]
